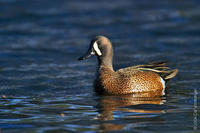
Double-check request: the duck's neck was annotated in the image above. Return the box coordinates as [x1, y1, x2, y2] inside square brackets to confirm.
[97, 48, 114, 71]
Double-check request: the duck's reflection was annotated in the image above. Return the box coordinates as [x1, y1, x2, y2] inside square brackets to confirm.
[95, 93, 166, 131]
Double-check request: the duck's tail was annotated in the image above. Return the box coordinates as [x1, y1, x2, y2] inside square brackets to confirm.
[163, 69, 178, 80]
[136, 61, 178, 81]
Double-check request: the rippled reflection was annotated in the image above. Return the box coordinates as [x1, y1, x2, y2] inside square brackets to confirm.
[93, 94, 165, 131]
[96, 94, 165, 121]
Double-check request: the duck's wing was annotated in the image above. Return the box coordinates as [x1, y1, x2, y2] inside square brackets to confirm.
[135, 61, 178, 81]
[117, 61, 166, 72]
[118, 61, 178, 81]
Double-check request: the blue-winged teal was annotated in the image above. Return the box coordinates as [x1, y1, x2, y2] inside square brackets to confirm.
[79, 36, 178, 96]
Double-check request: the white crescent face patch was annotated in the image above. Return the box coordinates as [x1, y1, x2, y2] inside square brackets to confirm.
[93, 41, 102, 56]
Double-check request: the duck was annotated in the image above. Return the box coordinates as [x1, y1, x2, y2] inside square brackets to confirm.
[78, 36, 178, 96]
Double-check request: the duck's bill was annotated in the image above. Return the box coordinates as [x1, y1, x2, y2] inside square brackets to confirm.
[78, 49, 95, 60]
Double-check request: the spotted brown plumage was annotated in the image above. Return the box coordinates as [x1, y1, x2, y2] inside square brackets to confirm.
[79, 36, 178, 96]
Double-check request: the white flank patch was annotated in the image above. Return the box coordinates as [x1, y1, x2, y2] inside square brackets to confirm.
[93, 41, 102, 56]
[160, 77, 166, 95]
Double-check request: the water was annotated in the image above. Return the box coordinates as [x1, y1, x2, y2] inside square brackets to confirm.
[0, 0, 200, 132]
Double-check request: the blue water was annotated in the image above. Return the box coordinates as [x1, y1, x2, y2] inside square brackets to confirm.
[0, 0, 200, 132]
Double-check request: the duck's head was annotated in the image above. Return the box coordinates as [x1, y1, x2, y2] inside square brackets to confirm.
[78, 36, 113, 62]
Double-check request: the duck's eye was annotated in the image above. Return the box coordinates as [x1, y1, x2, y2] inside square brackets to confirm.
[93, 41, 102, 56]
